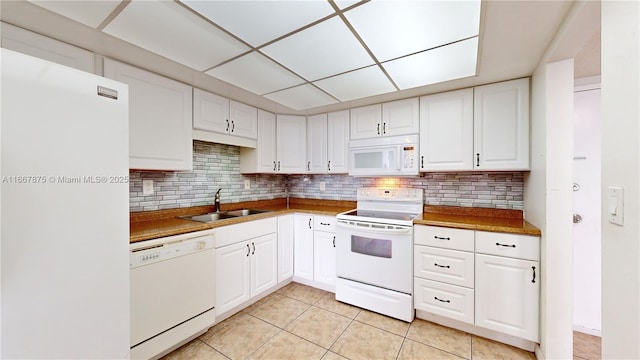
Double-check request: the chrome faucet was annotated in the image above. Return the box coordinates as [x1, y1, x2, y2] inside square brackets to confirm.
[214, 189, 222, 212]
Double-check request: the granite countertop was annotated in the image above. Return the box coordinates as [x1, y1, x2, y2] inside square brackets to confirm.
[130, 198, 541, 243]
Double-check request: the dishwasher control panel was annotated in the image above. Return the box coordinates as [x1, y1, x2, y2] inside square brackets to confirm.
[130, 235, 214, 268]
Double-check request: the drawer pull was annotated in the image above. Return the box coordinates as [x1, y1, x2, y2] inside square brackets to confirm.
[532, 266, 536, 283]
[434, 296, 451, 303]
[320, 222, 331, 226]
[496, 242, 516, 248]
[434, 236, 450, 240]
[434, 263, 450, 269]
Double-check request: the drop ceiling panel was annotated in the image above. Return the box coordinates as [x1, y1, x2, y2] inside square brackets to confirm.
[103, 1, 249, 71]
[384, 37, 479, 90]
[334, 1, 362, 10]
[206, 52, 305, 95]
[345, 0, 481, 62]
[314, 66, 396, 101]
[261, 16, 374, 81]
[264, 84, 337, 111]
[28, 0, 121, 28]
[182, 0, 335, 47]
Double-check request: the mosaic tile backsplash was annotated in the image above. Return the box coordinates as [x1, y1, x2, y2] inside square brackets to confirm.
[129, 141, 524, 212]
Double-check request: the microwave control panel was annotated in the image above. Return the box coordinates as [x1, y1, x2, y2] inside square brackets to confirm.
[402, 146, 415, 169]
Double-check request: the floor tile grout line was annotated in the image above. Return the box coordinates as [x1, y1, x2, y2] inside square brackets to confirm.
[193, 338, 233, 360]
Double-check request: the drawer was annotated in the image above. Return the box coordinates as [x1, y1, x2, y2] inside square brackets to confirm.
[414, 245, 474, 288]
[314, 215, 336, 233]
[475, 231, 540, 261]
[414, 277, 474, 325]
[215, 217, 277, 248]
[414, 225, 474, 252]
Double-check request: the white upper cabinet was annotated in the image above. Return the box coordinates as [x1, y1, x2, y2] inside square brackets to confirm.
[419, 88, 474, 171]
[327, 110, 350, 173]
[276, 115, 307, 173]
[229, 100, 258, 139]
[350, 98, 419, 139]
[240, 109, 277, 173]
[473, 78, 530, 170]
[103, 58, 193, 171]
[382, 97, 420, 136]
[193, 89, 229, 133]
[1, 22, 94, 73]
[306, 114, 328, 174]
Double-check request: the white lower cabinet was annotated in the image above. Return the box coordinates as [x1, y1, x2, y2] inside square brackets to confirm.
[414, 225, 540, 344]
[215, 218, 277, 316]
[294, 214, 314, 282]
[277, 215, 294, 283]
[313, 216, 336, 291]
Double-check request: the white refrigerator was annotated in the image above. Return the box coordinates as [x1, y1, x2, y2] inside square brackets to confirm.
[1, 49, 130, 358]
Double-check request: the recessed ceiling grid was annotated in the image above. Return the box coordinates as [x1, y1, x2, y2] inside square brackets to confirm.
[27, 0, 481, 111]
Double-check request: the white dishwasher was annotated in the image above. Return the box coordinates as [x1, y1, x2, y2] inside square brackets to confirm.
[130, 230, 216, 360]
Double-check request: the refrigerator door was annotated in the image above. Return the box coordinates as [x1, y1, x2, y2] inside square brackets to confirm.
[1, 49, 130, 359]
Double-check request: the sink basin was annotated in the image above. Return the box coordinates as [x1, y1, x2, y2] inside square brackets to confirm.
[184, 212, 236, 223]
[226, 209, 271, 217]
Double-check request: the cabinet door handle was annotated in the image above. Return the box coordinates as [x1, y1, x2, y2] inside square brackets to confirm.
[496, 242, 516, 248]
[307, 161, 310, 172]
[308, 218, 312, 229]
[421, 156, 424, 169]
[226, 119, 230, 132]
[231, 120, 235, 133]
[377, 123, 380, 135]
[434, 263, 450, 269]
[476, 153, 480, 167]
[246, 243, 250, 257]
[273, 161, 277, 171]
[434, 236, 450, 240]
[332, 236, 336, 248]
[251, 242, 255, 255]
[277, 161, 281, 171]
[383, 122, 386, 134]
[434, 296, 451, 303]
[327, 161, 331, 171]
[532, 266, 536, 283]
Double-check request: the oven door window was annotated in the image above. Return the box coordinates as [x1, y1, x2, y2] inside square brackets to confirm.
[351, 235, 392, 258]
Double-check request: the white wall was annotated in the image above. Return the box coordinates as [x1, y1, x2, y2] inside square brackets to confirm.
[601, 1, 640, 358]
[525, 59, 575, 360]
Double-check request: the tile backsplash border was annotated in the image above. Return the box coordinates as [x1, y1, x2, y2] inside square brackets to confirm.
[129, 141, 524, 212]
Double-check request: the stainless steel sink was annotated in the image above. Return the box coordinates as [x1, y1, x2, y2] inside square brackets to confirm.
[180, 209, 271, 223]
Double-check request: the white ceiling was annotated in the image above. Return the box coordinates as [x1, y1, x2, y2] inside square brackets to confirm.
[26, 0, 483, 111]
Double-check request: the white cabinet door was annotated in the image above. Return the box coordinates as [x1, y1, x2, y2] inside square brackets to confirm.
[307, 114, 328, 174]
[294, 215, 314, 281]
[327, 110, 349, 173]
[193, 88, 229, 134]
[419, 89, 474, 171]
[382, 98, 419, 136]
[313, 231, 336, 287]
[215, 241, 251, 315]
[473, 78, 530, 170]
[1, 22, 94, 73]
[475, 254, 539, 342]
[277, 215, 294, 282]
[240, 109, 276, 173]
[277, 115, 306, 173]
[104, 58, 193, 171]
[250, 233, 277, 297]
[350, 104, 382, 139]
[229, 100, 258, 139]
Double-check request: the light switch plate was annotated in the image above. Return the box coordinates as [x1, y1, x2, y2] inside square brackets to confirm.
[608, 186, 624, 226]
[244, 179, 250, 189]
[142, 180, 154, 195]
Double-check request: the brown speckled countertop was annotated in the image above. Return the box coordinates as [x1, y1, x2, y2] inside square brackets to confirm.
[130, 199, 540, 243]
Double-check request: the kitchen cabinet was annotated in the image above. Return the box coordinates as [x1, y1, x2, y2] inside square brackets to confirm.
[103, 58, 192, 171]
[214, 218, 278, 316]
[240, 110, 277, 173]
[306, 114, 328, 174]
[277, 215, 294, 283]
[1, 22, 95, 73]
[350, 98, 419, 140]
[313, 216, 337, 291]
[473, 78, 530, 170]
[327, 110, 350, 173]
[193, 88, 257, 144]
[419, 89, 474, 171]
[474, 231, 539, 342]
[277, 115, 307, 173]
[294, 214, 314, 282]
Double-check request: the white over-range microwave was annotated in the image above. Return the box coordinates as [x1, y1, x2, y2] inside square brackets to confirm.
[348, 134, 419, 176]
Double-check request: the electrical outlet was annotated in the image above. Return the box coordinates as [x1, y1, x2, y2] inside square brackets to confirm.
[244, 179, 250, 189]
[142, 180, 154, 195]
[320, 182, 325, 191]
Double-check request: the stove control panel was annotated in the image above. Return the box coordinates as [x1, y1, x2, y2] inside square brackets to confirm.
[357, 187, 422, 202]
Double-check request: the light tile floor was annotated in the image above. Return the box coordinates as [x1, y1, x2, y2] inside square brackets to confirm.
[163, 282, 537, 360]
[573, 331, 601, 360]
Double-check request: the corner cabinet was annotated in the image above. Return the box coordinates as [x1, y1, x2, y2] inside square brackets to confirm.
[276, 115, 307, 173]
[473, 78, 530, 170]
[103, 58, 193, 171]
[306, 114, 328, 174]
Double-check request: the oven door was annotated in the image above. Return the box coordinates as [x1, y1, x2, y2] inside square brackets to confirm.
[335, 219, 413, 294]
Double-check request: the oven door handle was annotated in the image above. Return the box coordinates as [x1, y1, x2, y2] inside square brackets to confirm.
[337, 222, 413, 235]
